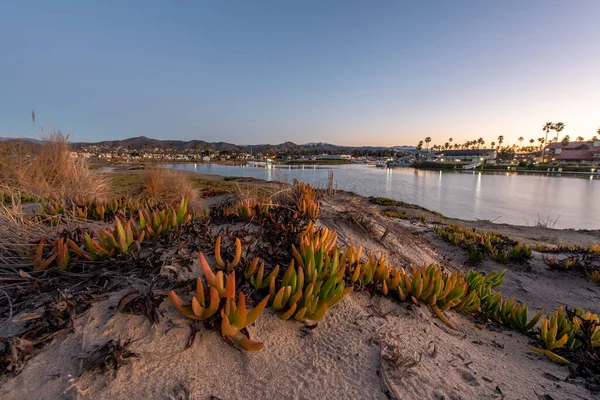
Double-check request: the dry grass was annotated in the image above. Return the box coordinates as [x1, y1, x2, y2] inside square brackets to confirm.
[143, 167, 198, 203]
[0, 132, 108, 201]
[234, 182, 276, 204]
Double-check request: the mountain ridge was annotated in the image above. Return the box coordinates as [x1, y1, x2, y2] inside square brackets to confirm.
[2, 135, 416, 152]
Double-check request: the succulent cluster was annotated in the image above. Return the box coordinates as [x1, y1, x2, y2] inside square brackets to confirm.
[481, 293, 544, 332]
[466, 270, 543, 334]
[34, 217, 146, 270]
[535, 243, 600, 255]
[138, 197, 192, 238]
[167, 220, 355, 352]
[541, 250, 600, 285]
[32, 197, 192, 270]
[36, 196, 154, 223]
[434, 224, 532, 264]
[33, 237, 70, 270]
[586, 269, 600, 284]
[464, 270, 599, 366]
[464, 269, 506, 299]
[235, 198, 258, 219]
[529, 306, 600, 364]
[169, 254, 270, 351]
[293, 181, 321, 220]
[234, 198, 272, 219]
[543, 255, 578, 270]
[210, 181, 319, 227]
[267, 224, 353, 321]
[383, 264, 480, 328]
[343, 248, 485, 328]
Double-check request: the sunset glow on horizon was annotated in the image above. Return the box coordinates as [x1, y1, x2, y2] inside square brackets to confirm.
[1, 1, 599, 147]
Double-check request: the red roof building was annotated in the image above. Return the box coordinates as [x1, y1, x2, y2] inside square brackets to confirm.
[547, 140, 600, 164]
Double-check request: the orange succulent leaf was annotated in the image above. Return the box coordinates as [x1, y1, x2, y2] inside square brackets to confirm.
[245, 295, 270, 326]
[224, 271, 236, 299]
[199, 252, 215, 283]
[231, 334, 264, 351]
[221, 311, 239, 337]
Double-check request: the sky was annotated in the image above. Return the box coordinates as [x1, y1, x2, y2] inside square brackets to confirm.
[1, 1, 599, 147]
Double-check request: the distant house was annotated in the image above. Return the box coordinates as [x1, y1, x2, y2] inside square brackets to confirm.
[313, 154, 352, 160]
[547, 140, 600, 165]
[435, 149, 497, 164]
[70, 151, 91, 158]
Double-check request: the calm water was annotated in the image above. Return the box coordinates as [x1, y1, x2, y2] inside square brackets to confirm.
[166, 163, 600, 230]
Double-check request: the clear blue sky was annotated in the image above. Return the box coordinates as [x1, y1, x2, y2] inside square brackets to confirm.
[1, 1, 599, 146]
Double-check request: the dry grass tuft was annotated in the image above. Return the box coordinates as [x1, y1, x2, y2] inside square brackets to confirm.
[143, 167, 198, 203]
[0, 132, 108, 201]
[234, 182, 274, 204]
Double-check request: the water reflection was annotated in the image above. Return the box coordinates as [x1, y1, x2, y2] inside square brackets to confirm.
[385, 168, 392, 194]
[474, 172, 482, 219]
[266, 163, 272, 181]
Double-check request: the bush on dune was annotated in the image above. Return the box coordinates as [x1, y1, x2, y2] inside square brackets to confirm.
[143, 167, 198, 203]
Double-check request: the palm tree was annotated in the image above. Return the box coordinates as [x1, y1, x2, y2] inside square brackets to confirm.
[444, 142, 450, 149]
[553, 122, 565, 144]
[497, 135, 504, 148]
[561, 135, 570, 146]
[518, 136, 524, 150]
[477, 138, 484, 148]
[449, 138, 453, 145]
[425, 137, 431, 151]
[537, 137, 545, 150]
[491, 141, 496, 149]
[541, 122, 553, 163]
[576, 136, 584, 142]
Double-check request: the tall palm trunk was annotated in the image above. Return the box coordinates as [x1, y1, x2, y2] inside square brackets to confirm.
[542, 130, 548, 163]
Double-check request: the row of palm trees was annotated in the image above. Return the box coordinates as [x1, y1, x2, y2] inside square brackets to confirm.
[417, 135, 514, 152]
[417, 123, 600, 158]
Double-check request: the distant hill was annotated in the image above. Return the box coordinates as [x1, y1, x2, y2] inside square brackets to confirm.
[70, 136, 241, 152]
[5, 135, 415, 153]
[0, 137, 41, 144]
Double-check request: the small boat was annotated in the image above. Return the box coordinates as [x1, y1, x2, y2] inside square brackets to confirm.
[462, 162, 482, 170]
[247, 161, 265, 167]
[247, 159, 273, 167]
[375, 159, 388, 167]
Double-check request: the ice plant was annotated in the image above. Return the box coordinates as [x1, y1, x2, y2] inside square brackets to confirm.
[214, 236, 242, 270]
[482, 293, 543, 332]
[235, 198, 257, 219]
[246, 258, 279, 289]
[266, 224, 353, 321]
[586, 269, 600, 284]
[169, 252, 270, 351]
[221, 287, 270, 351]
[168, 276, 221, 321]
